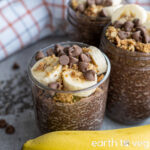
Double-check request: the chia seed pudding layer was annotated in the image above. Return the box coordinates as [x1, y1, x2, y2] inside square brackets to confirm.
[100, 22, 150, 124]
[67, 0, 125, 46]
[28, 42, 110, 133]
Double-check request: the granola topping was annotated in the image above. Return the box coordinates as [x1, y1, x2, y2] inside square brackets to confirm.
[106, 20, 150, 53]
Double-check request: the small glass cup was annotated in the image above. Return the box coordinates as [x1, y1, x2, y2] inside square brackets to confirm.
[67, 1, 110, 47]
[100, 25, 150, 124]
[28, 41, 111, 133]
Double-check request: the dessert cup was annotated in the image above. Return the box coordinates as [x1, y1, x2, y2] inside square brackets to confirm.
[67, 2, 110, 46]
[100, 25, 150, 124]
[28, 41, 111, 133]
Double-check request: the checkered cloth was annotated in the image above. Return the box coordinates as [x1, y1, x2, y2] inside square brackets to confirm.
[0, 0, 150, 61]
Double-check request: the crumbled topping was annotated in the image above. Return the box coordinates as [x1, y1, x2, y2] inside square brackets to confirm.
[53, 93, 74, 103]
[106, 26, 150, 53]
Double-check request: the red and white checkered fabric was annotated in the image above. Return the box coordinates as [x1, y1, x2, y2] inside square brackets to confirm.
[0, 0, 67, 60]
[0, 0, 150, 61]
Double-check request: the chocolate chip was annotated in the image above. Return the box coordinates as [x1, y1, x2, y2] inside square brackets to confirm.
[48, 82, 59, 96]
[113, 21, 123, 28]
[35, 51, 45, 61]
[99, 9, 107, 17]
[68, 45, 82, 57]
[124, 21, 134, 32]
[78, 62, 89, 72]
[118, 31, 130, 40]
[55, 44, 64, 56]
[83, 70, 96, 81]
[46, 49, 54, 56]
[133, 18, 142, 28]
[5, 125, 15, 134]
[136, 27, 149, 43]
[95, 0, 103, 5]
[132, 31, 142, 42]
[12, 62, 20, 70]
[104, 0, 112, 6]
[69, 56, 79, 64]
[59, 55, 70, 65]
[77, 4, 85, 13]
[0, 119, 7, 128]
[87, 0, 95, 6]
[80, 53, 91, 62]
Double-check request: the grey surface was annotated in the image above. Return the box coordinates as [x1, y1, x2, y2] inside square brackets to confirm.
[0, 36, 150, 150]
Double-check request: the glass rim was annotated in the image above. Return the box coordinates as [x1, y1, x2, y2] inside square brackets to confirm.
[28, 41, 111, 94]
[103, 23, 150, 58]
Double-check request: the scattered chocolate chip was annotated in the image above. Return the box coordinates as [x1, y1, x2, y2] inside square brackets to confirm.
[12, 62, 20, 70]
[99, 9, 107, 17]
[113, 21, 123, 28]
[77, 4, 85, 13]
[5, 125, 15, 134]
[118, 31, 130, 40]
[59, 55, 70, 65]
[48, 82, 59, 96]
[136, 27, 149, 43]
[46, 49, 54, 56]
[80, 53, 91, 62]
[83, 70, 96, 81]
[133, 18, 142, 28]
[87, 0, 95, 6]
[124, 21, 134, 32]
[78, 62, 89, 72]
[95, 0, 103, 5]
[104, 0, 112, 6]
[35, 51, 45, 61]
[68, 45, 82, 57]
[132, 31, 142, 42]
[0, 119, 7, 128]
[69, 56, 79, 64]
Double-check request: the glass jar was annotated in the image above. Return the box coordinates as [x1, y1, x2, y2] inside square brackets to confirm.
[67, 2, 110, 47]
[100, 26, 150, 124]
[28, 41, 111, 133]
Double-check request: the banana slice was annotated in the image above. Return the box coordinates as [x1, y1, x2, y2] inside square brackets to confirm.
[71, 0, 86, 9]
[112, 0, 122, 6]
[103, 5, 122, 17]
[87, 46, 107, 75]
[112, 4, 147, 24]
[62, 69, 97, 97]
[143, 12, 150, 35]
[31, 56, 62, 86]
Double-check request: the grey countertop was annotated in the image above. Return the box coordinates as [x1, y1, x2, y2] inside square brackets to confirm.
[0, 36, 150, 150]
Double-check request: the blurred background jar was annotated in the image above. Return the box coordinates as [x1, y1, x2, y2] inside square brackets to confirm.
[67, 0, 125, 46]
[100, 25, 150, 125]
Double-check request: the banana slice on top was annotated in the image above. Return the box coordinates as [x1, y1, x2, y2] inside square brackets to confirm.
[87, 46, 107, 75]
[103, 5, 122, 17]
[62, 69, 97, 97]
[31, 56, 62, 86]
[112, 0, 122, 6]
[112, 4, 147, 24]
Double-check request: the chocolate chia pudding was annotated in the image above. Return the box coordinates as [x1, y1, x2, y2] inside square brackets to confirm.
[100, 4, 150, 124]
[28, 42, 110, 133]
[67, 0, 124, 46]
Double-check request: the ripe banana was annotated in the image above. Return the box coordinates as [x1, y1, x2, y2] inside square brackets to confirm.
[111, 4, 147, 24]
[88, 46, 107, 75]
[62, 69, 97, 97]
[103, 5, 122, 17]
[23, 125, 150, 150]
[31, 56, 62, 86]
